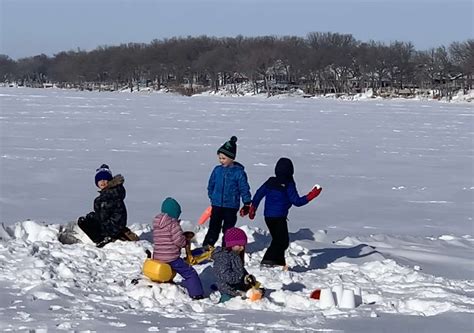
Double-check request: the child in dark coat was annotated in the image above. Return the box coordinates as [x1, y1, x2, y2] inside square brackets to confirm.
[203, 136, 252, 248]
[211, 227, 257, 303]
[153, 197, 204, 300]
[77, 164, 129, 247]
[249, 158, 322, 267]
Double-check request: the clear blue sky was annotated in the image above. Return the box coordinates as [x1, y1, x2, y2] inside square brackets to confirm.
[1, 0, 472, 59]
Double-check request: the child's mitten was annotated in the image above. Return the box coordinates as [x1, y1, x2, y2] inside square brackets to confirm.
[306, 185, 322, 201]
[248, 204, 256, 220]
[244, 274, 257, 286]
[239, 203, 251, 217]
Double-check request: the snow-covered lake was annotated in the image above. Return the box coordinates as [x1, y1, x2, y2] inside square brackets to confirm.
[1, 88, 472, 235]
[0, 88, 472, 332]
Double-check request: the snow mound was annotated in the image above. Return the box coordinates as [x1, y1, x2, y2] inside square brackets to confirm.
[451, 89, 474, 103]
[0, 220, 472, 331]
[11, 220, 58, 243]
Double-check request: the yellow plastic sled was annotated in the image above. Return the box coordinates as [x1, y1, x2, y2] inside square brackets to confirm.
[142, 259, 176, 283]
[143, 245, 214, 283]
[185, 246, 214, 265]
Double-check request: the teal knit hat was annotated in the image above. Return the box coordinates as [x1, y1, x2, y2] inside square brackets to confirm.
[161, 197, 182, 219]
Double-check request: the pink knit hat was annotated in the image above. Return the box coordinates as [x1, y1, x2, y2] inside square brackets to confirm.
[224, 227, 247, 247]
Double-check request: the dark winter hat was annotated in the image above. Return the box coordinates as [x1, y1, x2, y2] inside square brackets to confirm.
[161, 197, 182, 219]
[224, 227, 247, 248]
[217, 136, 238, 159]
[275, 157, 294, 182]
[95, 164, 113, 187]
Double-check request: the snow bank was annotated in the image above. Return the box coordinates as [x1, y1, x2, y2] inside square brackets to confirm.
[0, 220, 472, 331]
[451, 89, 474, 103]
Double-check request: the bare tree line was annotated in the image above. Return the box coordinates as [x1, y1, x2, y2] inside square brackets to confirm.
[0, 33, 472, 98]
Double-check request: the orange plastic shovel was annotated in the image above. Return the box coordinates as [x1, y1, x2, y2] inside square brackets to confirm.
[198, 206, 212, 225]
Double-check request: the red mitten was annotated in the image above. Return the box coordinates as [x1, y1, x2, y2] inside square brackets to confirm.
[249, 204, 256, 220]
[306, 185, 322, 201]
[239, 204, 251, 217]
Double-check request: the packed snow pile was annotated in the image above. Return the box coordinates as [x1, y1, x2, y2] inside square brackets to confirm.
[451, 89, 474, 103]
[197, 82, 306, 98]
[0, 220, 472, 332]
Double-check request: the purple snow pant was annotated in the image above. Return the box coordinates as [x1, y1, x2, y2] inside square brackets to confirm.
[168, 257, 203, 297]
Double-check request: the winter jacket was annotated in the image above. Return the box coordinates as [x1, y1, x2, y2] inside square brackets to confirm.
[251, 179, 308, 217]
[211, 247, 249, 297]
[152, 213, 187, 263]
[207, 162, 251, 209]
[92, 174, 127, 238]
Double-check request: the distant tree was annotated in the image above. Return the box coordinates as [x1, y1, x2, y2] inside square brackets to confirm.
[0, 34, 470, 96]
[16, 54, 51, 85]
[353, 41, 391, 93]
[306, 32, 358, 94]
[237, 36, 279, 95]
[449, 39, 474, 89]
[386, 41, 415, 90]
[274, 36, 308, 85]
[0, 55, 17, 82]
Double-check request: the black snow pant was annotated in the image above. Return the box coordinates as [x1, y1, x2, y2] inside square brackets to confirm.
[78, 215, 137, 244]
[78, 215, 104, 243]
[202, 206, 239, 248]
[261, 216, 289, 266]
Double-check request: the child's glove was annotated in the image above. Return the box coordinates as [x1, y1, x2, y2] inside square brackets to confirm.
[306, 184, 322, 201]
[239, 203, 251, 217]
[248, 204, 256, 220]
[244, 274, 257, 287]
[183, 231, 195, 241]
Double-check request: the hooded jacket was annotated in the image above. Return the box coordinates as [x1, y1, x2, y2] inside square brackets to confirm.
[207, 162, 251, 209]
[211, 247, 249, 296]
[152, 213, 187, 262]
[93, 174, 127, 238]
[251, 158, 308, 217]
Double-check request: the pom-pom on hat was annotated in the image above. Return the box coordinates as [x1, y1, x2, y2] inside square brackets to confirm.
[224, 227, 247, 248]
[95, 164, 113, 187]
[217, 136, 238, 160]
[161, 197, 182, 219]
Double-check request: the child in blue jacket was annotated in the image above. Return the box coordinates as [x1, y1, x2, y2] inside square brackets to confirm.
[249, 157, 322, 267]
[202, 136, 252, 248]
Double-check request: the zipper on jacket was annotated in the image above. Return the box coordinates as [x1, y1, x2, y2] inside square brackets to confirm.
[221, 168, 226, 206]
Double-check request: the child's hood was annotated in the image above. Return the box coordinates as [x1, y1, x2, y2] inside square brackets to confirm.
[153, 212, 178, 229]
[99, 175, 126, 199]
[221, 161, 244, 171]
[107, 174, 124, 188]
[232, 161, 245, 170]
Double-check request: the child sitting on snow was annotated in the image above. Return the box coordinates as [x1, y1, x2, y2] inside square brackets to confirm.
[66, 164, 137, 247]
[248, 157, 322, 268]
[211, 227, 259, 303]
[152, 197, 204, 300]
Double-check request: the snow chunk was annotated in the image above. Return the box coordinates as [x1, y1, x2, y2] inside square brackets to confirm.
[13, 220, 58, 242]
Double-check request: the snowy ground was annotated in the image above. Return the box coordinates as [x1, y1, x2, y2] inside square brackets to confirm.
[0, 87, 473, 332]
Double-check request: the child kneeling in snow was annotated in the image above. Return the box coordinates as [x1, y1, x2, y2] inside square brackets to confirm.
[211, 227, 259, 303]
[153, 197, 204, 300]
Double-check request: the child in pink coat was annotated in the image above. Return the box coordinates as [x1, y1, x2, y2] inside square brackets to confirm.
[153, 197, 204, 299]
